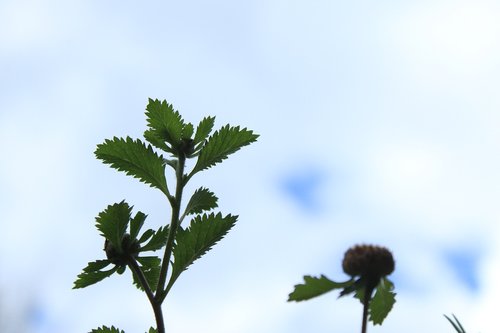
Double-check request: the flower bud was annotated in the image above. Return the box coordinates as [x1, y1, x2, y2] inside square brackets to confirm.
[104, 233, 140, 266]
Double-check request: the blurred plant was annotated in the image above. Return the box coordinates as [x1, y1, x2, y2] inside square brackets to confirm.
[288, 244, 396, 333]
[445, 314, 467, 333]
[74, 99, 258, 333]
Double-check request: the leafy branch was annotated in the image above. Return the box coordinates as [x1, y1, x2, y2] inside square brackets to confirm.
[75, 98, 258, 333]
[288, 245, 396, 333]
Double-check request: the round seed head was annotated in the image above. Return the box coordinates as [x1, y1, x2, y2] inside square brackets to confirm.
[342, 244, 395, 279]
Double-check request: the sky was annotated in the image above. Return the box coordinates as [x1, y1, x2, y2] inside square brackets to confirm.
[1, 0, 500, 332]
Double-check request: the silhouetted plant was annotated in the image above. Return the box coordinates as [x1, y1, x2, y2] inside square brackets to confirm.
[74, 99, 258, 333]
[288, 244, 396, 333]
[445, 314, 468, 333]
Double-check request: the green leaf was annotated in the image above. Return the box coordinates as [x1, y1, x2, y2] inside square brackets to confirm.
[166, 213, 237, 293]
[144, 129, 172, 153]
[145, 98, 185, 147]
[133, 256, 161, 292]
[140, 226, 169, 252]
[193, 116, 215, 146]
[138, 229, 155, 244]
[444, 314, 467, 333]
[147, 328, 157, 333]
[183, 187, 218, 216]
[288, 275, 354, 302]
[183, 123, 194, 140]
[90, 326, 125, 333]
[192, 125, 258, 174]
[340, 277, 366, 299]
[117, 266, 126, 275]
[130, 211, 147, 240]
[95, 137, 169, 196]
[369, 278, 396, 325]
[73, 260, 116, 289]
[95, 201, 131, 251]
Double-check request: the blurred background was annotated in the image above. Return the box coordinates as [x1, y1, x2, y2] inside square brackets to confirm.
[1, 0, 499, 332]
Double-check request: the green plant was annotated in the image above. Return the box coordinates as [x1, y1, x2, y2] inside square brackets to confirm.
[288, 244, 396, 333]
[445, 314, 467, 333]
[74, 98, 258, 333]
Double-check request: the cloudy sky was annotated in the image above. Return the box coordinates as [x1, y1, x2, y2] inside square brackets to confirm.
[1, 0, 499, 332]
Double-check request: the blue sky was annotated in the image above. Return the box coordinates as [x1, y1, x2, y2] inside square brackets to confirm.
[1, 1, 500, 332]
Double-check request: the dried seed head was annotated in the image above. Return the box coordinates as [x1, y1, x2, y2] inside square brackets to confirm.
[342, 244, 395, 280]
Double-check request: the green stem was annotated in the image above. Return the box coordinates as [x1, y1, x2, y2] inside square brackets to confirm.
[361, 284, 375, 333]
[156, 155, 186, 302]
[127, 257, 164, 333]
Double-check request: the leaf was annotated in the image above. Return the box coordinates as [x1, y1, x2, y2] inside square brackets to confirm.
[130, 211, 147, 240]
[140, 226, 169, 252]
[116, 266, 126, 274]
[90, 326, 125, 333]
[133, 256, 161, 292]
[95, 137, 169, 196]
[95, 201, 131, 251]
[288, 275, 354, 302]
[73, 260, 116, 289]
[192, 125, 258, 174]
[145, 98, 185, 147]
[147, 328, 157, 333]
[138, 229, 155, 244]
[340, 277, 365, 299]
[444, 314, 467, 333]
[166, 213, 237, 293]
[144, 129, 172, 153]
[183, 187, 218, 216]
[193, 116, 215, 146]
[369, 278, 396, 325]
[183, 123, 194, 140]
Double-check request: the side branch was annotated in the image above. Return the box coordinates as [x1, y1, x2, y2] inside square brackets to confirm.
[127, 257, 164, 333]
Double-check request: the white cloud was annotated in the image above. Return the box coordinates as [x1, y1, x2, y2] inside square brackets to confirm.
[381, 0, 500, 80]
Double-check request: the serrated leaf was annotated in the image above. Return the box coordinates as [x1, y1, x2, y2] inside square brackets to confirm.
[73, 260, 116, 289]
[166, 213, 237, 293]
[130, 211, 147, 240]
[369, 278, 396, 325]
[288, 275, 354, 302]
[140, 226, 169, 252]
[144, 129, 172, 153]
[138, 229, 155, 244]
[192, 125, 258, 174]
[90, 326, 125, 333]
[95, 137, 169, 196]
[184, 187, 218, 216]
[193, 116, 215, 145]
[133, 256, 161, 292]
[183, 123, 194, 139]
[95, 201, 131, 251]
[145, 98, 185, 147]
[147, 328, 157, 333]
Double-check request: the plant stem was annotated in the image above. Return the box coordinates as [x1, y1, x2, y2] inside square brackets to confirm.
[128, 257, 164, 333]
[361, 284, 375, 333]
[156, 155, 186, 302]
